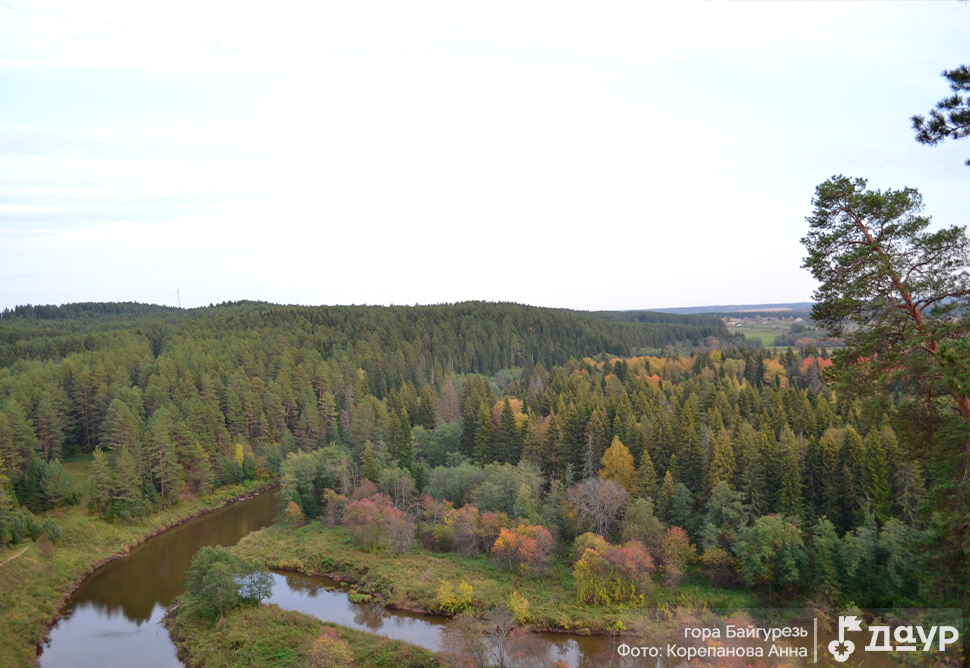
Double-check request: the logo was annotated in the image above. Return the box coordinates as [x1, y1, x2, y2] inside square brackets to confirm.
[828, 615, 862, 662]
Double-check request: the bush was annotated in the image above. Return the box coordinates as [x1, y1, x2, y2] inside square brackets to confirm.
[345, 493, 415, 553]
[184, 546, 274, 620]
[284, 501, 305, 527]
[418, 522, 454, 552]
[305, 627, 353, 668]
[572, 534, 654, 606]
[660, 526, 696, 587]
[508, 590, 530, 624]
[490, 524, 554, 574]
[436, 579, 474, 614]
[40, 519, 62, 545]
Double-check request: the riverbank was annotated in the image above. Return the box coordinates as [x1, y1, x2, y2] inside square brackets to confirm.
[165, 602, 442, 668]
[0, 475, 276, 668]
[233, 523, 756, 635]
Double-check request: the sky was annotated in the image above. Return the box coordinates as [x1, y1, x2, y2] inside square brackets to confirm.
[1, 1, 968, 312]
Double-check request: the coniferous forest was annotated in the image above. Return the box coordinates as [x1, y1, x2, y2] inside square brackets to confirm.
[0, 296, 961, 616]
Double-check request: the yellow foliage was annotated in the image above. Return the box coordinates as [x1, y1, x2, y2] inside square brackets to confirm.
[509, 590, 530, 624]
[436, 579, 473, 614]
[233, 442, 245, 467]
[599, 436, 636, 494]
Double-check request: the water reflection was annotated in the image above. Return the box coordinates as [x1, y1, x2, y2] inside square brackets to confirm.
[40, 490, 279, 668]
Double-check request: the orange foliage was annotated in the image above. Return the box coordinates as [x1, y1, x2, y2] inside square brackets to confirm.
[491, 524, 555, 573]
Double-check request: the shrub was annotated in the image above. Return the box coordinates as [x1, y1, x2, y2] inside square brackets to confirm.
[659, 526, 697, 587]
[572, 535, 654, 606]
[40, 518, 62, 545]
[436, 579, 474, 614]
[284, 501, 305, 528]
[418, 522, 454, 552]
[490, 524, 554, 574]
[345, 493, 415, 553]
[37, 534, 54, 560]
[508, 590, 530, 624]
[184, 546, 274, 620]
[305, 627, 353, 668]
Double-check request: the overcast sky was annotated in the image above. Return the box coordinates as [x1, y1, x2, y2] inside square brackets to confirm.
[1, 1, 967, 312]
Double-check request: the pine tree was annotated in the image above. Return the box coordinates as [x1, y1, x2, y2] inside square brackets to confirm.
[89, 447, 111, 513]
[34, 393, 63, 463]
[472, 403, 494, 465]
[112, 445, 143, 518]
[319, 391, 338, 441]
[149, 408, 183, 500]
[0, 399, 39, 477]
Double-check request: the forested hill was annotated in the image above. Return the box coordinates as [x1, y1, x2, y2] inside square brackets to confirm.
[0, 301, 734, 376]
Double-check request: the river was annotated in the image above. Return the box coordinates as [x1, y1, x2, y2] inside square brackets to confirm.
[38, 489, 607, 667]
[39, 489, 879, 668]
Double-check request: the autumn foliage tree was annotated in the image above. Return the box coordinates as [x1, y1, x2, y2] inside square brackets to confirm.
[572, 533, 654, 606]
[491, 524, 555, 574]
[345, 493, 414, 552]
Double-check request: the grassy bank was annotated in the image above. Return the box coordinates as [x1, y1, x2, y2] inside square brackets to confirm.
[234, 523, 756, 634]
[0, 456, 273, 668]
[166, 603, 441, 668]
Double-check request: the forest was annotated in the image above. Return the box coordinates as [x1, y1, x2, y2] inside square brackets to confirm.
[0, 295, 952, 610]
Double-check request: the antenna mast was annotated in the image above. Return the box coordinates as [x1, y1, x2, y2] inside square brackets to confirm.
[177, 288, 181, 309]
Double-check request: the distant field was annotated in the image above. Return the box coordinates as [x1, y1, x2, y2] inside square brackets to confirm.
[729, 323, 787, 346]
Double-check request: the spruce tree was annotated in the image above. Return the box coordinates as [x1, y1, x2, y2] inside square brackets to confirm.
[417, 385, 437, 430]
[819, 429, 842, 526]
[495, 398, 519, 464]
[636, 448, 659, 501]
[472, 403, 494, 465]
[396, 408, 414, 471]
[679, 396, 704, 497]
[706, 429, 735, 493]
[657, 470, 676, 523]
[653, 408, 676, 476]
[361, 443, 378, 483]
[777, 427, 805, 520]
[736, 422, 766, 515]
[863, 427, 890, 522]
[541, 414, 563, 480]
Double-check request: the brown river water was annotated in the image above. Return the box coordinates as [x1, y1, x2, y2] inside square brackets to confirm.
[38, 488, 920, 667]
[37, 489, 606, 667]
